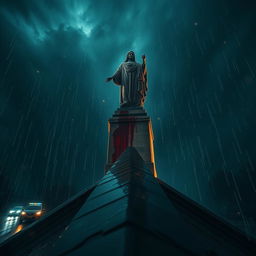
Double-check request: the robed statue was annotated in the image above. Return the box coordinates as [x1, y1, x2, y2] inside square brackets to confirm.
[106, 51, 148, 107]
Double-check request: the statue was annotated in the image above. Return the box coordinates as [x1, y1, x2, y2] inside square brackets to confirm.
[106, 51, 148, 107]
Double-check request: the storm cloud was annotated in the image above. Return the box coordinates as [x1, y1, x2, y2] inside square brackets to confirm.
[1, 0, 256, 234]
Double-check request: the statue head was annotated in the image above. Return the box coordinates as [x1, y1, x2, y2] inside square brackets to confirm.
[125, 51, 135, 62]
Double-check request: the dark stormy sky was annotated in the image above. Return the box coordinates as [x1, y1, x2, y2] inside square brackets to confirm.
[1, 0, 256, 235]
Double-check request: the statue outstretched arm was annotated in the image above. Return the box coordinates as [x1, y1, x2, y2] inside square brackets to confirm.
[106, 77, 113, 82]
[106, 64, 122, 85]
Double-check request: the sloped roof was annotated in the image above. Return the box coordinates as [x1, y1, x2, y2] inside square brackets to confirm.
[1, 147, 256, 255]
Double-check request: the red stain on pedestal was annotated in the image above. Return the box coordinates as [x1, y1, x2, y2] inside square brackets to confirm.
[112, 115, 135, 163]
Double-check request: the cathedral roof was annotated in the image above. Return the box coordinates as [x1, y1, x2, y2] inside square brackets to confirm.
[1, 147, 256, 255]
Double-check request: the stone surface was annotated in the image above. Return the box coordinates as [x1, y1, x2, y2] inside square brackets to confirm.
[106, 106, 157, 177]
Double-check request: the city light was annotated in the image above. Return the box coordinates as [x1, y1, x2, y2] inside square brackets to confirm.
[36, 211, 42, 216]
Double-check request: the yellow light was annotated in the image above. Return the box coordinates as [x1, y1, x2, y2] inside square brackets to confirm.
[21, 211, 26, 215]
[15, 225, 23, 233]
[36, 211, 42, 216]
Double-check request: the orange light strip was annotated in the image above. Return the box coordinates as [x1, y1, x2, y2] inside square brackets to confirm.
[148, 119, 157, 178]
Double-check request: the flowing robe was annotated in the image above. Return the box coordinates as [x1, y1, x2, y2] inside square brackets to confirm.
[112, 60, 147, 106]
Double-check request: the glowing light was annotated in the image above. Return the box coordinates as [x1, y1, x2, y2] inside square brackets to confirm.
[78, 24, 93, 37]
[21, 211, 26, 215]
[36, 211, 42, 216]
[29, 202, 42, 206]
[15, 225, 23, 234]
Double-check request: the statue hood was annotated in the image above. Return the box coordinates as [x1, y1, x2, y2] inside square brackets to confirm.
[125, 51, 136, 62]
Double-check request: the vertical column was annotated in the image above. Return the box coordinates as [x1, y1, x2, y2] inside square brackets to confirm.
[106, 106, 157, 177]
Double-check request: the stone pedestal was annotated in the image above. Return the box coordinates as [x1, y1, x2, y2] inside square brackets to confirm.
[105, 106, 157, 177]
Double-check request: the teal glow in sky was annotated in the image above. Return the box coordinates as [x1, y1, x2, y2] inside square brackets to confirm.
[1, 0, 256, 235]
